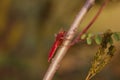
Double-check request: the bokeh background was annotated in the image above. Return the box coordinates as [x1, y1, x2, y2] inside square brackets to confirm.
[0, 0, 120, 80]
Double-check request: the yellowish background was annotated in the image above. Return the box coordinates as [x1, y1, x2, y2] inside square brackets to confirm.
[0, 0, 120, 80]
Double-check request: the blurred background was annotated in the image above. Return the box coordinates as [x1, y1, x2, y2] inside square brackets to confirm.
[0, 0, 120, 80]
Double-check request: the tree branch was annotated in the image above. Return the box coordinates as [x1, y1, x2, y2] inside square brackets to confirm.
[43, 0, 95, 80]
[71, 0, 109, 46]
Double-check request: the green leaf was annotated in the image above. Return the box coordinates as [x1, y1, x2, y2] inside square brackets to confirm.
[95, 34, 102, 45]
[87, 37, 92, 45]
[81, 34, 87, 40]
[109, 37, 113, 45]
[88, 33, 93, 38]
[112, 33, 120, 41]
[116, 32, 120, 38]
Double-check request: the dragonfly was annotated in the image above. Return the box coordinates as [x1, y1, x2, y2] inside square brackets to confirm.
[48, 30, 66, 62]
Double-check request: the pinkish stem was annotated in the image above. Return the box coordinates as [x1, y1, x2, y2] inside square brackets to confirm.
[71, 0, 109, 46]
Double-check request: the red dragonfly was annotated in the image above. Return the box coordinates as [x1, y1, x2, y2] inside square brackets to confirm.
[48, 30, 66, 62]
